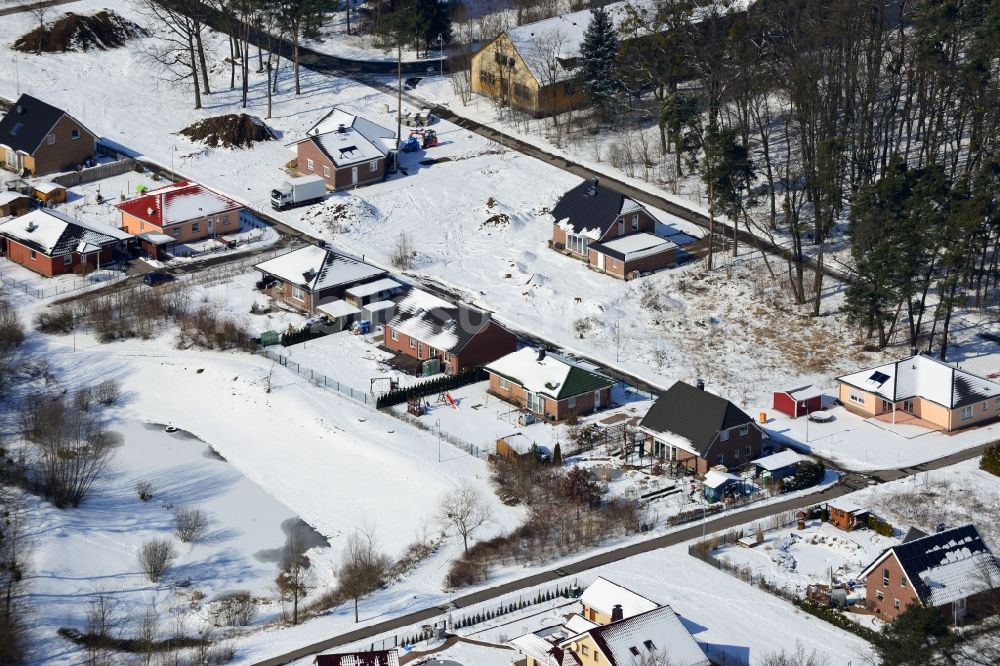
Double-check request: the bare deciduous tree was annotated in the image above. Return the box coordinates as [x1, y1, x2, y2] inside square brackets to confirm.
[0, 297, 24, 395]
[137, 0, 208, 110]
[0, 490, 30, 665]
[389, 232, 415, 270]
[337, 523, 391, 622]
[438, 480, 492, 556]
[209, 590, 257, 626]
[275, 528, 311, 625]
[136, 538, 178, 583]
[94, 380, 122, 406]
[173, 506, 209, 543]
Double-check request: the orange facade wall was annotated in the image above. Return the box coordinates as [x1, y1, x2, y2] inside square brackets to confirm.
[121, 209, 240, 244]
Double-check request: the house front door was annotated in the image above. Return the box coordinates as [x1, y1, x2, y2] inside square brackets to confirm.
[881, 399, 893, 414]
[594, 390, 602, 410]
[596, 252, 605, 271]
[351, 166, 359, 185]
[902, 400, 914, 414]
[207, 217, 214, 235]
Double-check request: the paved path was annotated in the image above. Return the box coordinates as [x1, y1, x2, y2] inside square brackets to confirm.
[249, 437, 988, 665]
[0, 0, 79, 17]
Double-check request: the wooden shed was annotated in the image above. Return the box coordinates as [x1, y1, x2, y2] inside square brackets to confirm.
[0, 191, 30, 217]
[772, 386, 824, 418]
[495, 433, 545, 462]
[827, 497, 869, 531]
[33, 181, 67, 204]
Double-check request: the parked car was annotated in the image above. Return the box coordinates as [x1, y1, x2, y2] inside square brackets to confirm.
[143, 272, 174, 286]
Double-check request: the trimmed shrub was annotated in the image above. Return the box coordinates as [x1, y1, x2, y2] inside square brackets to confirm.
[376, 367, 487, 409]
[783, 461, 826, 492]
[981, 440, 1000, 476]
[868, 514, 893, 536]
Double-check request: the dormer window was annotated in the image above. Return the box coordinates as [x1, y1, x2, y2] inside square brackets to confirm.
[10, 122, 23, 136]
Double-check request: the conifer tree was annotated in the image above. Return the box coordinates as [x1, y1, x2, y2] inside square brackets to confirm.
[579, 7, 623, 122]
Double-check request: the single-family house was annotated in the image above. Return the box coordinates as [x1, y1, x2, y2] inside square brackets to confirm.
[509, 615, 599, 666]
[0, 191, 30, 217]
[471, 3, 641, 116]
[837, 353, 1000, 432]
[382, 289, 517, 375]
[313, 649, 399, 666]
[254, 245, 387, 314]
[550, 178, 675, 279]
[859, 523, 1000, 623]
[638, 380, 765, 476]
[117, 181, 243, 244]
[557, 604, 710, 666]
[750, 449, 809, 481]
[485, 347, 614, 422]
[580, 576, 658, 625]
[0, 209, 131, 277]
[772, 385, 823, 418]
[291, 108, 397, 190]
[0, 93, 97, 176]
[826, 497, 869, 531]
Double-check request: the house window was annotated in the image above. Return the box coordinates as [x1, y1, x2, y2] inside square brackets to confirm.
[734, 448, 741, 460]
[370, 161, 378, 173]
[512, 82, 531, 99]
[306, 158, 314, 171]
[643, 641, 655, 651]
[630, 647, 640, 657]
[479, 71, 496, 86]
[323, 165, 330, 178]
[30, 250, 36, 259]
[995, 398, 1000, 410]
[47, 134, 56, 145]
[564, 81, 575, 95]
[390, 330, 398, 341]
[429, 347, 438, 357]
[962, 405, 973, 420]
[632, 214, 639, 230]
[618, 219, 625, 235]
[739, 425, 749, 436]
[715, 454, 724, 465]
[580, 645, 589, 656]
[849, 390, 865, 405]
[291, 286, 305, 301]
[876, 590, 884, 601]
[71, 129, 80, 140]
[566, 234, 589, 257]
[192, 223, 200, 233]
[171, 227, 181, 236]
[883, 568, 890, 587]
[444, 352, 452, 361]
[745, 445, 752, 457]
[527, 392, 543, 413]
[568, 396, 576, 410]
[984, 401, 989, 412]
[498, 377, 509, 390]
[63, 255, 72, 265]
[409, 338, 416, 349]
[719, 429, 730, 442]
[894, 599, 900, 609]
[901, 576, 907, 588]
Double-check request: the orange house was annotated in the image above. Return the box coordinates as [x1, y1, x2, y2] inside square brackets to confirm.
[117, 181, 243, 244]
[0, 208, 131, 277]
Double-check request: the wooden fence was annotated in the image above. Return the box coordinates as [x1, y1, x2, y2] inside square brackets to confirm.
[51, 158, 136, 188]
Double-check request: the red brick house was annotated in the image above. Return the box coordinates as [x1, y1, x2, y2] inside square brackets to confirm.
[550, 178, 675, 279]
[638, 381, 765, 476]
[485, 347, 613, 422]
[313, 649, 399, 666]
[291, 108, 397, 191]
[117, 181, 243, 244]
[382, 289, 516, 375]
[0, 94, 97, 176]
[0, 209, 131, 277]
[253, 245, 387, 314]
[859, 524, 1000, 623]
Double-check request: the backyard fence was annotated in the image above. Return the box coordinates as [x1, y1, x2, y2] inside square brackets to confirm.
[50, 158, 137, 188]
[0, 269, 128, 300]
[257, 347, 371, 405]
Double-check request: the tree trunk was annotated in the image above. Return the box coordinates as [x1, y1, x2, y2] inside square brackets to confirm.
[294, 36, 301, 95]
[228, 33, 236, 89]
[354, 597, 359, 622]
[194, 20, 211, 95]
[707, 182, 715, 270]
[187, 29, 202, 110]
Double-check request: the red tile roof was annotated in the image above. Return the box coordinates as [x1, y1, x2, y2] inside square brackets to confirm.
[116, 181, 242, 229]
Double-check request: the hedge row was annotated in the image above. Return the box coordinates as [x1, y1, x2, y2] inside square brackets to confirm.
[783, 461, 826, 492]
[792, 598, 879, 643]
[280, 327, 327, 347]
[868, 514, 893, 536]
[376, 367, 487, 409]
[981, 440, 1000, 476]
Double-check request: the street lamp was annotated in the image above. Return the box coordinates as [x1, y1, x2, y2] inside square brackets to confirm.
[436, 418, 442, 462]
[438, 34, 443, 78]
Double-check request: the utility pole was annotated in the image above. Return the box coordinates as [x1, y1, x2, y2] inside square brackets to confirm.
[436, 418, 441, 462]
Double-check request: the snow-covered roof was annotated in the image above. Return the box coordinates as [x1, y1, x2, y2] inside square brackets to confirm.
[783, 385, 823, 400]
[564, 614, 598, 635]
[507, 633, 559, 666]
[837, 354, 1000, 409]
[254, 245, 386, 293]
[581, 576, 658, 620]
[117, 181, 243, 228]
[498, 433, 535, 455]
[485, 348, 613, 400]
[0, 208, 130, 256]
[564, 604, 709, 666]
[32, 181, 64, 194]
[386, 289, 502, 354]
[593, 232, 676, 261]
[345, 278, 402, 299]
[363, 300, 396, 313]
[751, 450, 807, 472]
[313, 649, 400, 666]
[0, 191, 28, 206]
[137, 231, 176, 245]
[300, 107, 398, 168]
[827, 497, 866, 514]
[317, 300, 361, 318]
[703, 470, 741, 489]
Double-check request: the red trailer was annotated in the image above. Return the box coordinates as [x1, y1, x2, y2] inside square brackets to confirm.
[772, 386, 824, 418]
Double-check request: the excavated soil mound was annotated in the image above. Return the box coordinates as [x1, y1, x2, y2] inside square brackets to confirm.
[179, 114, 277, 149]
[13, 11, 148, 53]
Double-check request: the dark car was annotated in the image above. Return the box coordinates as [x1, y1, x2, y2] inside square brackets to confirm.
[142, 272, 175, 286]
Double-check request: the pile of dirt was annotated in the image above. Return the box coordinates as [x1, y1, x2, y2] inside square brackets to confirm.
[300, 195, 379, 234]
[480, 213, 510, 230]
[179, 114, 276, 149]
[13, 11, 148, 53]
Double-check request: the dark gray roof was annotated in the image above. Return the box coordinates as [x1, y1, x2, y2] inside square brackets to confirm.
[0, 94, 70, 155]
[551, 180, 631, 237]
[639, 381, 755, 455]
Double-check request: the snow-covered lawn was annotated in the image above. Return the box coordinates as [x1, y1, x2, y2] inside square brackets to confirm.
[711, 520, 898, 598]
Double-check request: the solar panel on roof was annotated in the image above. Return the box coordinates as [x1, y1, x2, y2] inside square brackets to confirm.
[869, 371, 890, 386]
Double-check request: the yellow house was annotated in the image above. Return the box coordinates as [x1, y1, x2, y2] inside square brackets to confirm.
[836, 354, 1000, 432]
[472, 2, 645, 116]
[580, 575, 658, 625]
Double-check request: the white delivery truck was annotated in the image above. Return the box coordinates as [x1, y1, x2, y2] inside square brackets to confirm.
[271, 175, 326, 210]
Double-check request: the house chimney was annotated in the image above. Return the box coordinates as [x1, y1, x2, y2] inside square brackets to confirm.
[910, 346, 918, 357]
[610, 604, 623, 623]
[696, 378, 705, 391]
[591, 177, 598, 189]
[537, 348, 546, 362]
[16, 104, 23, 114]
[337, 123, 347, 133]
